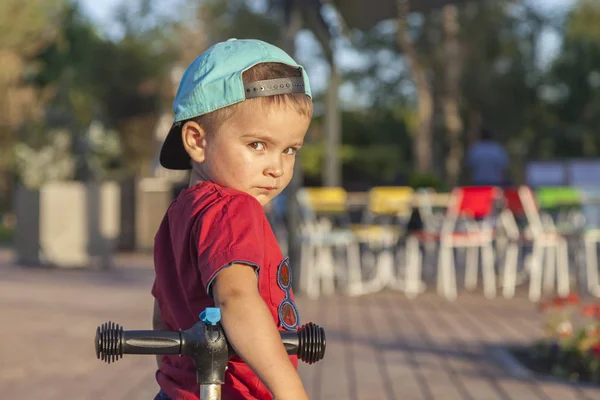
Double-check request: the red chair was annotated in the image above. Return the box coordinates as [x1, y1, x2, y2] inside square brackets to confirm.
[437, 186, 501, 300]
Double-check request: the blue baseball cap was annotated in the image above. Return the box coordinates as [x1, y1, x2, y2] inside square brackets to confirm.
[159, 38, 312, 170]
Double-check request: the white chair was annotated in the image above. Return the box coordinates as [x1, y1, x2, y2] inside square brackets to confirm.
[585, 230, 600, 297]
[403, 188, 444, 298]
[348, 186, 415, 295]
[580, 187, 600, 297]
[500, 186, 570, 302]
[437, 186, 500, 301]
[296, 188, 362, 298]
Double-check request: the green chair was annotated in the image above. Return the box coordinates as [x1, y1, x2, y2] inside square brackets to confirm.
[535, 186, 582, 209]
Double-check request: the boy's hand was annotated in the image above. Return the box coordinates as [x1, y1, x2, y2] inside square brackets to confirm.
[213, 264, 308, 400]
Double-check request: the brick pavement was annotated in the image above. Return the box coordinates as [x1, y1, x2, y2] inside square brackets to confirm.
[1, 249, 599, 399]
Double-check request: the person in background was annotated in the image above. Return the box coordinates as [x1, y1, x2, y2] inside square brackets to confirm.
[466, 127, 510, 186]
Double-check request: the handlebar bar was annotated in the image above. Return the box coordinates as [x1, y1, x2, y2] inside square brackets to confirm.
[95, 320, 326, 365]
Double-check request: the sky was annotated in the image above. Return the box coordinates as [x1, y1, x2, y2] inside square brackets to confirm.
[78, 0, 578, 98]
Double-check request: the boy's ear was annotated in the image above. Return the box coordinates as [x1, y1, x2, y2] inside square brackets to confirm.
[181, 120, 207, 163]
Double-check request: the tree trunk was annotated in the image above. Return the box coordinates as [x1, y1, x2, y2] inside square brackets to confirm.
[466, 109, 483, 146]
[323, 62, 341, 187]
[282, 2, 304, 293]
[442, 5, 464, 186]
[298, 0, 341, 187]
[396, 6, 434, 174]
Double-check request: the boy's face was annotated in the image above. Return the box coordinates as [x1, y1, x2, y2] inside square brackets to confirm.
[193, 103, 311, 206]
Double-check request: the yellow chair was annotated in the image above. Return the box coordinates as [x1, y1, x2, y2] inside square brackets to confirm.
[347, 187, 415, 296]
[368, 186, 415, 218]
[300, 187, 348, 214]
[352, 186, 414, 241]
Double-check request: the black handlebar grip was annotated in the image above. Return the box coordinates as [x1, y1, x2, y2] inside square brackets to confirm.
[281, 322, 326, 364]
[95, 322, 181, 363]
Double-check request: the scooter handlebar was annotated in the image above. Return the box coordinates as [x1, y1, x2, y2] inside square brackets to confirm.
[95, 321, 326, 365]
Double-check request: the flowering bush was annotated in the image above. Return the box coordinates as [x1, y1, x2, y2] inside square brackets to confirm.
[519, 293, 600, 383]
[13, 122, 124, 188]
[14, 129, 76, 189]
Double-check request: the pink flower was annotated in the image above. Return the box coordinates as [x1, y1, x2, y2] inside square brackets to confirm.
[540, 294, 581, 311]
[581, 304, 600, 320]
[566, 293, 580, 305]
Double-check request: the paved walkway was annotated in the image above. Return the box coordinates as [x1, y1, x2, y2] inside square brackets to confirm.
[1, 250, 599, 399]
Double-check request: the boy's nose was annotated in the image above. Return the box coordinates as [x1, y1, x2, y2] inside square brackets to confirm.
[264, 156, 284, 178]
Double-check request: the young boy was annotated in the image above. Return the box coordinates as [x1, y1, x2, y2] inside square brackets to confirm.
[151, 38, 313, 400]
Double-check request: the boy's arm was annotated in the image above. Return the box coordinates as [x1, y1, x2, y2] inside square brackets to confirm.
[212, 263, 308, 400]
[152, 299, 168, 369]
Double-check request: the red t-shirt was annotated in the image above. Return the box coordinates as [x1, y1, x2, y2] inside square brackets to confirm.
[151, 182, 300, 400]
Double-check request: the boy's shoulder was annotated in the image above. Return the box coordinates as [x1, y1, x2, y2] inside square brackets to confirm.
[174, 181, 263, 218]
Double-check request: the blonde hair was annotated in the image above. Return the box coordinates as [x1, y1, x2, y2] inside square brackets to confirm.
[191, 62, 313, 132]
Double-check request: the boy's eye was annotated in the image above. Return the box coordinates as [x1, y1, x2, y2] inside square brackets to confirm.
[249, 142, 265, 151]
[284, 147, 298, 155]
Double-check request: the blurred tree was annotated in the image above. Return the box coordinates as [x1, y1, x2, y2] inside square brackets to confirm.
[454, 0, 600, 182]
[303, 109, 413, 187]
[397, 0, 435, 176]
[441, 4, 463, 186]
[543, 0, 600, 159]
[194, 0, 285, 45]
[6, 0, 599, 195]
[0, 0, 65, 207]
[340, 0, 555, 185]
[33, 1, 178, 178]
[457, 0, 548, 182]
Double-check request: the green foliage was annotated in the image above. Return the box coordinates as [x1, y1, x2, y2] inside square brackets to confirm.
[344, 145, 407, 183]
[199, 0, 284, 45]
[0, 223, 13, 245]
[340, 0, 600, 185]
[28, 1, 178, 178]
[521, 295, 600, 384]
[0, 0, 65, 56]
[568, 0, 600, 42]
[300, 142, 408, 186]
[408, 173, 447, 192]
[300, 143, 355, 178]
[540, 0, 600, 159]
[0, 0, 67, 182]
[458, 1, 545, 149]
[341, 108, 411, 182]
[300, 107, 413, 186]
[340, 108, 411, 147]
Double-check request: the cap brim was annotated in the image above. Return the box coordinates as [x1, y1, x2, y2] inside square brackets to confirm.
[159, 124, 191, 170]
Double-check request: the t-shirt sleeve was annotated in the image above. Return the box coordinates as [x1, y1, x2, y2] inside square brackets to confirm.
[194, 194, 265, 296]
